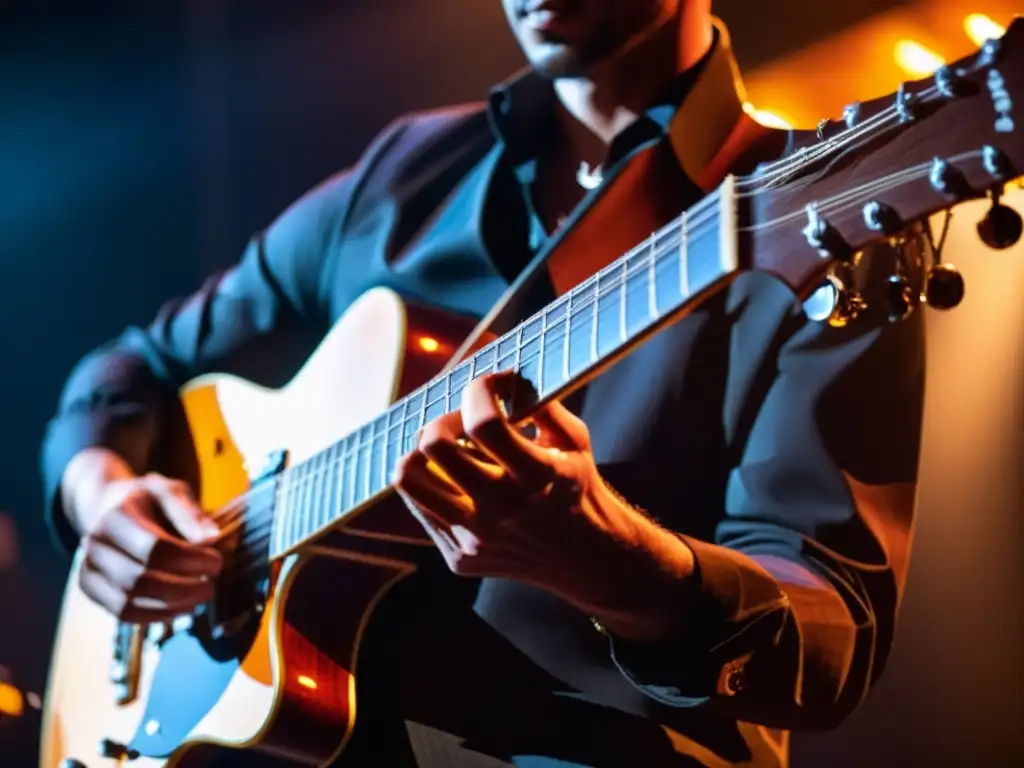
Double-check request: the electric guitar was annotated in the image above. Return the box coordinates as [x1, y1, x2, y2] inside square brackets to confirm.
[42, 21, 1023, 768]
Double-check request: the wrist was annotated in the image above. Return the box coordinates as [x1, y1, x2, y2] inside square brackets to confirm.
[589, 498, 697, 643]
[60, 447, 136, 536]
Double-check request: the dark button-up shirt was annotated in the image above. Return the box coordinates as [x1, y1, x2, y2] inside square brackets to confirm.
[40, 23, 926, 768]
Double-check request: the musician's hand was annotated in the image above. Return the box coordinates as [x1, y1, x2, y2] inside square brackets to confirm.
[78, 474, 223, 624]
[394, 373, 696, 643]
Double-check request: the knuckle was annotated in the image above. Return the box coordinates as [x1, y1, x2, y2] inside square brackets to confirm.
[392, 451, 422, 486]
[417, 420, 445, 451]
[464, 414, 500, 444]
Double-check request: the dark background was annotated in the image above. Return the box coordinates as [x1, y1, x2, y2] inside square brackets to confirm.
[1, 1, 1021, 765]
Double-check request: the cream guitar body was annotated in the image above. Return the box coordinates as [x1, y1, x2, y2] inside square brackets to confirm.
[41, 288, 472, 768]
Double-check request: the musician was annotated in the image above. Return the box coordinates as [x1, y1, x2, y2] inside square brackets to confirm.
[41, 1, 925, 766]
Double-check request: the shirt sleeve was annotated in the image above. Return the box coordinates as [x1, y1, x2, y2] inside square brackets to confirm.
[39, 120, 409, 553]
[607, 259, 927, 731]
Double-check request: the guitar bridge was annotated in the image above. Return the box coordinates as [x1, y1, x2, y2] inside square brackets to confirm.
[110, 621, 143, 705]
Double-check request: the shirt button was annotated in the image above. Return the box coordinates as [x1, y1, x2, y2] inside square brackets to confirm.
[719, 659, 748, 697]
[724, 667, 746, 695]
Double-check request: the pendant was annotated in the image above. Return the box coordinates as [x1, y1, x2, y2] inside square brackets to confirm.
[576, 161, 603, 191]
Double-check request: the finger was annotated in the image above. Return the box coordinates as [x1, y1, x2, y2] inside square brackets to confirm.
[146, 476, 221, 543]
[419, 415, 511, 501]
[99, 495, 222, 578]
[393, 451, 476, 528]
[460, 374, 558, 489]
[79, 564, 206, 625]
[398, 490, 485, 576]
[396, 489, 461, 558]
[85, 537, 215, 606]
[531, 400, 591, 453]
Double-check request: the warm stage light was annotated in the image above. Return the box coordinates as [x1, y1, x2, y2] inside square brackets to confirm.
[418, 336, 440, 353]
[742, 102, 793, 130]
[0, 682, 24, 718]
[964, 14, 1006, 47]
[894, 40, 946, 77]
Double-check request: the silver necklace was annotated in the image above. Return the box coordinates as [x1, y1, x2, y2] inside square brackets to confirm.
[576, 161, 604, 190]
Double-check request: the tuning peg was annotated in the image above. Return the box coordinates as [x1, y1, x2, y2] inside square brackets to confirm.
[924, 264, 965, 310]
[885, 274, 917, 322]
[818, 271, 867, 328]
[976, 199, 1022, 250]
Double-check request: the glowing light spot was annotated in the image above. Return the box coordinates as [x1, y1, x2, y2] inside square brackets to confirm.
[297, 675, 317, 690]
[0, 682, 24, 717]
[964, 14, 1006, 47]
[418, 336, 440, 353]
[894, 40, 945, 77]
[742, 102, 793, 130]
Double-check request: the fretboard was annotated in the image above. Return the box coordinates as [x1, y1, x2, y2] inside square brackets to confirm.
[270, 177, 737, 557]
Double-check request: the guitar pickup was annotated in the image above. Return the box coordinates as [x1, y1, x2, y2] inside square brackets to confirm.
[110, 621, 143, 706]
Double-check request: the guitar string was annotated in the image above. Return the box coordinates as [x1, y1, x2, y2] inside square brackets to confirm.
[213, 148, 981, 585]
[211, 148, 982, 566]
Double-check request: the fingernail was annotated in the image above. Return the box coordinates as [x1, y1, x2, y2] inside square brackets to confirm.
[201, 520, 220, 537]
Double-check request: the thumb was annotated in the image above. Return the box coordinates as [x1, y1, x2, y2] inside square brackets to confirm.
[531, 401, 591, 453]
[147, 477, 220, 544]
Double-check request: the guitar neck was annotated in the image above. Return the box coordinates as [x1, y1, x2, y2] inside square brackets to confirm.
[269, 177, 738, 558]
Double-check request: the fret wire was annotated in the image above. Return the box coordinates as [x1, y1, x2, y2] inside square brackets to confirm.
[514, 325, 524, 372]
[618, 259, 627, 342]
[361, 436, 371, 502]
[590, 271, 599, 361]
[647, 233, 657, 318]
[537, 310, 547, 395]
[340, 439, 350, 513]
[562, 289, 572, 382]
[679, 209, 690, 298]
[307, 453, 319, 539]
[294, 461, 307, 549]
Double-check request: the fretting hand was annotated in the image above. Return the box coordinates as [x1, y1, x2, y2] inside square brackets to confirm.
[393, 372, 696, 643]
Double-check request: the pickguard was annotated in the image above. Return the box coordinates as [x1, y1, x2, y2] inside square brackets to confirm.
[129, 632, 243, 757]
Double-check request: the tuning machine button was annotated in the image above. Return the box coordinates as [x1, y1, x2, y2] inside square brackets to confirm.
[924, 264, 965, 310]
[976, 184, 1023, 250]
[815, 268, 867, 328]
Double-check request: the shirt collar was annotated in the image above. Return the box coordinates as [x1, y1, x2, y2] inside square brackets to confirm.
[486, 18, 750, 191]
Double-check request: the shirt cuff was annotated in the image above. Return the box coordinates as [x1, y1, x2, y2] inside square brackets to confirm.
[605, 535, 790, 707]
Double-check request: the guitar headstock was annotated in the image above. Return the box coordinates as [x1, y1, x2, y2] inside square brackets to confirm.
[745, 17, 1024, 318]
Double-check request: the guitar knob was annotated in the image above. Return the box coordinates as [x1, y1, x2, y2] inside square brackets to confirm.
[924, 264, 965, 310]
[97, 738, 138, 760]
[976, 201, 1023, 250]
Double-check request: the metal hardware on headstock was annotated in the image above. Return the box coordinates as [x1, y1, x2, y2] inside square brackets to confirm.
[820, 263, 868, 328]
[802, 202, 851, 259]
[895, 83, 916, 123]
[976, 145, 1023, 250]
